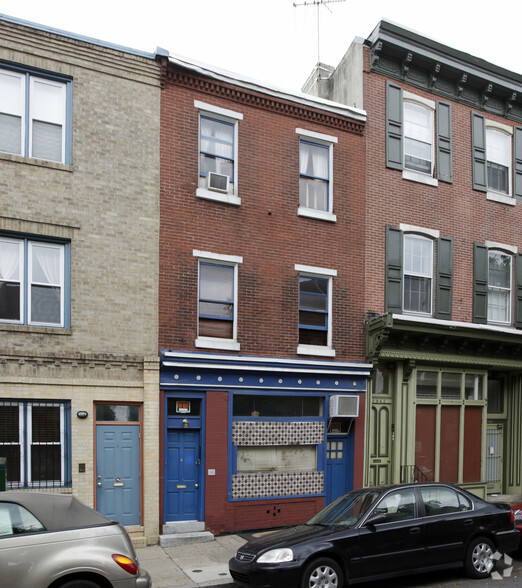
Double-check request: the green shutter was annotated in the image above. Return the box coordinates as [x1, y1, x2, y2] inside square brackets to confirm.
[514, 126, 522, 198]
[436, 101, 453, 183]
[515, 253, 522, 328]
[473, 243, 488, 324]
[386, 81, 403, 170]
[471, 112, 487, 192]
[436, 236, 453, 319]
[385, 225, 403, 313]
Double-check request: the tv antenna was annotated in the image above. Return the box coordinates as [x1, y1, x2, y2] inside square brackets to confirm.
[293, 0, 346, 63]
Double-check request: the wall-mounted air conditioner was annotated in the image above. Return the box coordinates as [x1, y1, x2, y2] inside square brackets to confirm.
[329, 395, 359, 418]
[207, 171, 229, 193]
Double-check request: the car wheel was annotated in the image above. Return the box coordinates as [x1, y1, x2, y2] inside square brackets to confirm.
[464, 536, 495, 579]
[300, 557, 343, 588]
[58, 580, 101, 588]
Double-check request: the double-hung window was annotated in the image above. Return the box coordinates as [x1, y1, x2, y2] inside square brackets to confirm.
[0, 236, 69, 328]
[0, 67, 71, 164]
[403, 234, 434, 315]
[194, 250, 242, 351]
[0, 400, 71, 489]
[296, 264, 336, 356]
[488, 250, 512, 324]
[195, 101, 242, 205]
[297, 128, 337, 222]
[486, 128, 510, 195]
[404, 101, 433, 175]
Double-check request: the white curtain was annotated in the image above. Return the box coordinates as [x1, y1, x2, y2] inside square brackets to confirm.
[300, 142, 328, 179]
[30, 243, 61, 286]
[201, 118, 233, 158]
[0, 240, 21, 281]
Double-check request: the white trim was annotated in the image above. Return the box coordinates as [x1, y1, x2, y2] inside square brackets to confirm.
[486, 119, 513, 135]
[298, 344, 336, 357]
[399, 224, 440, 239]
[194, 100, 243, 120]
[296, 128, 338, 144]
[403, 91, 435, 110]
[295, 264, 337, 277]
[485, 241, 518, 254]
[298, 207, 337, 223]
[193, 250, 243, 264]
[195, 337, 240, 351]
[196, 188, 241, 206]
[486, 192, 516, 206]
[402, 169, 439, 187]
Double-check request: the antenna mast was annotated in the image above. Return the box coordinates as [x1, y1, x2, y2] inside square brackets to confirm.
[293, 0, 346, 63]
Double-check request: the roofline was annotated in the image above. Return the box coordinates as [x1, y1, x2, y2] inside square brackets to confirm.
[0, 13, 157, 61]
[167, 52, 367, 122]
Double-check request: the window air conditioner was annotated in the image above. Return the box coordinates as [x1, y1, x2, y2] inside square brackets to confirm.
[329, 395, 359, 418]
[207, 172, 229, 193]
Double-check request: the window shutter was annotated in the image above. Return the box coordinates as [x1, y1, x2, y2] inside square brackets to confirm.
[514, 126, 522, 198]
[471, 112, 487, 192]
[515, 253, 522, 328]
[436, 236, 453, 319]
[436, 101, 453, 183]
[386, 81, 403, 170]
[473, 243, 488, 324]
[385, 225, 403, 313]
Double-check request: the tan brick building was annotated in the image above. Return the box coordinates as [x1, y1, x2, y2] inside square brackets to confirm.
[0, 15, 161, 545]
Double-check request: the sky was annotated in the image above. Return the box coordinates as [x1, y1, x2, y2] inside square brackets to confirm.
[1, 0, 520, 93]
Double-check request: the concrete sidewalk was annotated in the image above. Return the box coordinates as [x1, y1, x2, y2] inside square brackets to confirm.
[136, 534, 245, 588]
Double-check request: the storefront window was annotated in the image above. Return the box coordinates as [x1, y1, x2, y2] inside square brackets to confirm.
[233, 395, 322, 417]
[237, 446, 317, 473]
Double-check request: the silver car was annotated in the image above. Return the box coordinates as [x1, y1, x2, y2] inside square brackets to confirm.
[0, 492, 151, 588]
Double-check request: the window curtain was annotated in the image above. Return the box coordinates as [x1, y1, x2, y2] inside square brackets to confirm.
[0, 240, 20, 281]
[30, 244, 61, 286]
[300, 142, 328, 180]
[200, 118, 233, 159]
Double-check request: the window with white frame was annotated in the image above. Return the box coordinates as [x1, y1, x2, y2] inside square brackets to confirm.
[403, 234, 433, 315]
[488, 250, 512, 324]
[194, 250, 242, 350]
[296, 128, 337, 221]
[296, 264, 336, 356]
[195, 101, 242, 205]
[486, 128, 511, 195]
[0, 236, 68, 327]
[404, 100, 433, 175]
[0, 400, 70, 489]
[0, 67, 70, 164]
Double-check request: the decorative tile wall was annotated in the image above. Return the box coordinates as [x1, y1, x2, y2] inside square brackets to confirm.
[232, 421, 324, 446]
[231, 471, 324, 499]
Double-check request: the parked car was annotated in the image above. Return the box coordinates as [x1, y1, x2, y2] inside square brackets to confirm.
[229, 483, 519, 587]
[0, 492, 150, 588]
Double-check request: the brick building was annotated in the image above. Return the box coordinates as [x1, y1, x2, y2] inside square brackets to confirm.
[306, 21, 522, 499]
[0, 15, 161, 545]
[158, 54, 371, 536]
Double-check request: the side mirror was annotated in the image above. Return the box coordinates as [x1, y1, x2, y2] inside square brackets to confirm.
[364, 513, 387, 527]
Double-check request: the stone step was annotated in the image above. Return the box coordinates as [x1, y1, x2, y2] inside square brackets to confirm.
[162, 520, 205, 534]
[159, 530, 215, 547]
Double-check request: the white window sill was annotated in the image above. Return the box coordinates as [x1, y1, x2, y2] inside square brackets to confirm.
[297, 344, 336, 357]
[196, 188, 241, 206]
[487, 191, 516, 206]
[195, 337, 240, 351]
[402, 169, 438, 187]
[298, 207, 337, 222]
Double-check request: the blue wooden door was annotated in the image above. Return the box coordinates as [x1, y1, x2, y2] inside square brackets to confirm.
[325, 436, 351, 505]
[96, 425, 140, 526]
[165, 429, 201, 521]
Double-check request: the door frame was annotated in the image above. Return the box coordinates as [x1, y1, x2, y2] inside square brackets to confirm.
[163, 391, 206, 523]
[94, 402, 143, 525]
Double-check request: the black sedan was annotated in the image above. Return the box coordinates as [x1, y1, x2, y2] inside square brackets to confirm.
[229, 483, 519, 587]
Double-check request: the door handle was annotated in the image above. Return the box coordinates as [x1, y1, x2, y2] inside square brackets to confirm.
[409, 527, 421, 535]
[97, 482, 102, 487]
[195, 483, 199, 488]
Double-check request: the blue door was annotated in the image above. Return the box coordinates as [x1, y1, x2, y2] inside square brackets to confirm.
[325, 436, 352, 504]
[165, 429, 201, 521]
[96, 425, 140, 526]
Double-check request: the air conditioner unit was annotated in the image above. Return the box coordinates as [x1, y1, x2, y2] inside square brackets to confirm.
[329, 395, 359, 418]
[207, 172, 229, 193]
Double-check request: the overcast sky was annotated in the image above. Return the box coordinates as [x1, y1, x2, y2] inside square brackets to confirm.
[1, 0, 519, 92]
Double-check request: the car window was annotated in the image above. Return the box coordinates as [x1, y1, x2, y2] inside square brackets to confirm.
[373, 488, 418, 523]
[0, 503, 45, 536]
[307, 489, 381, 527]
[420, 486, 472, 516]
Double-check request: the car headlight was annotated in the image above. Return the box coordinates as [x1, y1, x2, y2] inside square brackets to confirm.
[257, 548, 294, 563]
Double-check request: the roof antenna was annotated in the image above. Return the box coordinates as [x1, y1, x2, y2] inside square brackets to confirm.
[293, 0, 346, 64]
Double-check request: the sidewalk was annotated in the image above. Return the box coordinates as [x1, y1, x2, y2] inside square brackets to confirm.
[136, 534, 245, 588]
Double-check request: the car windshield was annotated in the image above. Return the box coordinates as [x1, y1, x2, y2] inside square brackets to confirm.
[306, 489, 381, 527]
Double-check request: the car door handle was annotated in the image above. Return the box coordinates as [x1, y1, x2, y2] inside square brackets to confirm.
[464, 519, 474, 526]
[409, 527, 421, 535]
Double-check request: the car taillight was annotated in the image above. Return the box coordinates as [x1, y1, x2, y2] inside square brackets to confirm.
[112, 554, 138, 575]
[513, 509, 522, 524]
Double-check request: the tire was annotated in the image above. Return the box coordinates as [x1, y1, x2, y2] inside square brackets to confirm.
[464, 536, 495, 579]
[300, 557, 343, 588]
[58, 580, 102, 588]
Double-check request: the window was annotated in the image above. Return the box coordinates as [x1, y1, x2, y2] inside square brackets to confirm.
[237, 446, 317, 473]
[194, 250, 242, 351]
[404, 101, 433, 175]
[296, 128, 337, 221]
[0, 502, 45, 536]
[296, 264, 336, 356]
[0, 236, 69, 327]
[195, 101, 242, 205]
[420, 486, 471, 516]
[0, 400, 71, 489]
[473, 242, 521, 327]
[386, 82, 453, 184]
[374, 488, 418, 522]
[385, 225, 453, 319]
[403, 234, 433, 314]
[471, 113, 522, 203]
[0, 67, 70, 164]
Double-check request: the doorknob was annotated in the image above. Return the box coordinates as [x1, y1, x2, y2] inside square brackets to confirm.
[97, 482, 102, 487]
[195, 483, 199, 488]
